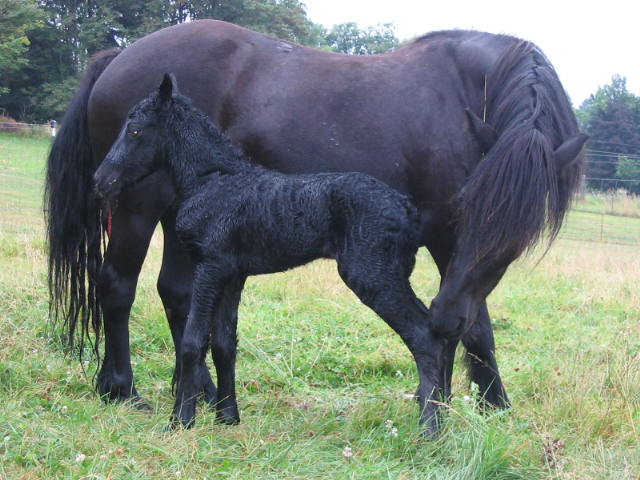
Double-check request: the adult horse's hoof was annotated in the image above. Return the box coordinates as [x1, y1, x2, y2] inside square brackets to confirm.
[129, 395, 153, 412]
[419, 404, 443, 438]
[168, 413, 195, 430]
[215, 409, 240, 426]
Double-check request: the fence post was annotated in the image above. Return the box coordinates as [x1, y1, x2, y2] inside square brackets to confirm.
[49, 120, 57, 137]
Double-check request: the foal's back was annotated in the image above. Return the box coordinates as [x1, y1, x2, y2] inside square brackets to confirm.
[176, 168, 420, 275]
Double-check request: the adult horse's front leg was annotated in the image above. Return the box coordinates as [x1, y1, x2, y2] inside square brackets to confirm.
[462, 302, 510, 409]
[158, 211, 217, 406]
[97, 208, 159, 405]
[426, 240, 509, 410]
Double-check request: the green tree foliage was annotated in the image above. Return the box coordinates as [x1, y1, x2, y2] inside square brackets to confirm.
[577, 75, 640, 192]
[616, 156, 640, 194]
[2, 0, 324, 121]
[325, 22, 398, 55]
[3, 1, 400, 121]
[0, 0, 44, 96]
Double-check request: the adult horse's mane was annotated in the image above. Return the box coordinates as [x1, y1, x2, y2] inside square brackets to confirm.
[456, 40, 582, 262]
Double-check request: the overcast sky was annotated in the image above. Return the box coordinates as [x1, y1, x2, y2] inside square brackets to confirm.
[303, 0, 638, 106]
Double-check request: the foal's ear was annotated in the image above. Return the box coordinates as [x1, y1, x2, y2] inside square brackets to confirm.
[158, 73, 179, 104]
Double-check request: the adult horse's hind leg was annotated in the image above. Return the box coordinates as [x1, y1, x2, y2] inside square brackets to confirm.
[336, 258, 445, 434]
[97, 208, 159, 405]
[158, 211, 217, 406]
[97, 171, 179, 407]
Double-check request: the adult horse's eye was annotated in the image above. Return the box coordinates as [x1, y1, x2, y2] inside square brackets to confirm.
[128, 128, 140, 137]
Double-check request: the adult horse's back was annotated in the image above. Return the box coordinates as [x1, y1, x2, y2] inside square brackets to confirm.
[46, 20, 585, 410]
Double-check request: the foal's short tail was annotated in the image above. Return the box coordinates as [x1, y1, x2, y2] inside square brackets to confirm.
[458, 40, 586, 262]
[44, 49, 121, 357]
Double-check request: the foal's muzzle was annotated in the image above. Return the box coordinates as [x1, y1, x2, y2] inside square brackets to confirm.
[93, 164, 123, 200]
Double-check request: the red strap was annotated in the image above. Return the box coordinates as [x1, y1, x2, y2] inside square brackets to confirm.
[107, 210, 113, 237]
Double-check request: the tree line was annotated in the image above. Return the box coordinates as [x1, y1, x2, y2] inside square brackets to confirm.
[576, 75, 640, 194]
[2, 0, 638, 193]
[1, 0, 397, 121]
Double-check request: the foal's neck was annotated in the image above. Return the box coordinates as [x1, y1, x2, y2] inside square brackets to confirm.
[167, 112, 254, 194]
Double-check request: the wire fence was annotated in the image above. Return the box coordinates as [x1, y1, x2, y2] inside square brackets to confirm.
[1, 134, 639, 247]
[0, 120, 56, 138]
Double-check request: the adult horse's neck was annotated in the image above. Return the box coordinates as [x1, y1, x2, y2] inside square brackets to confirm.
[165, 104, 253, 195]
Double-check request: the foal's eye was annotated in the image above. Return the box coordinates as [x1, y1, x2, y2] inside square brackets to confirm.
[128, 129, 140, 137]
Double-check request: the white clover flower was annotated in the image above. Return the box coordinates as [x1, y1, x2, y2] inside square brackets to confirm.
[342, 446, 353, 458]
[75, 453, 86, 463]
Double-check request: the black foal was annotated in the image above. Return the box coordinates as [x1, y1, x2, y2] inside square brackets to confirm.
[94, 74, 445, 433]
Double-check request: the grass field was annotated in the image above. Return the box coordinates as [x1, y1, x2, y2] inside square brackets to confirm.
[1, 133, 638, 479]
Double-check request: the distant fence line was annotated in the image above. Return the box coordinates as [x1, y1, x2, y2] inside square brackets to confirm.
[0, 120, 56, 137]
[1, 132, 638, 246]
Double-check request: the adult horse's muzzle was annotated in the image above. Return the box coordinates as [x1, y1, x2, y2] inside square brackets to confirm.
[429, 294, 475, 339]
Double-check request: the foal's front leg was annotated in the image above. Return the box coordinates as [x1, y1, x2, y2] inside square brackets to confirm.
[210, 275, 246, 425]
[172, 262, 224, 428]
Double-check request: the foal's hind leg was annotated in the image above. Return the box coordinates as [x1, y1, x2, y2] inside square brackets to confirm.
[337, 260, 445, 435]
[158, 211, 217, 406]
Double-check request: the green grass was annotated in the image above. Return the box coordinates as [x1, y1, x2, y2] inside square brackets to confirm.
[1, 134, 638, 479]
[574, 189, 640, 218]
[562, 209, 640, 245]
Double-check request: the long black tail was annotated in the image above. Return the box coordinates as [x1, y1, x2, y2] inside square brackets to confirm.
[44, 49, 121, 357]
[458, 40, 584, 262]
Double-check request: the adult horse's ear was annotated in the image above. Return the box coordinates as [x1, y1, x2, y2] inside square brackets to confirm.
[159, 73, 179, 104]
[554, 133, 589, 173]
[465, 108, 498, 154]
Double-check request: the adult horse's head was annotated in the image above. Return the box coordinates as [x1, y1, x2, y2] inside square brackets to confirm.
[429, 41, 588, 339]
[94, 73, 178, 201]
[430, 132, 587, 339]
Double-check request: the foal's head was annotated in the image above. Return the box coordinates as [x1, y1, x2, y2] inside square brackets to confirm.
[94, 73, 179, 200]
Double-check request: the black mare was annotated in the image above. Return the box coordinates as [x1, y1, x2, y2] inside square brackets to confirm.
[94, 74, 446, 430]
[45, 20, 586, 415]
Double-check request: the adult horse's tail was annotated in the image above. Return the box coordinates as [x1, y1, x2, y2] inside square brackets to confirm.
[458, 40, 587, 262]
[45, 49, 121, 357]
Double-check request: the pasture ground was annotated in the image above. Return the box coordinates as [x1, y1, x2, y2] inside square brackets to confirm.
[1, 133, 638, 479]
